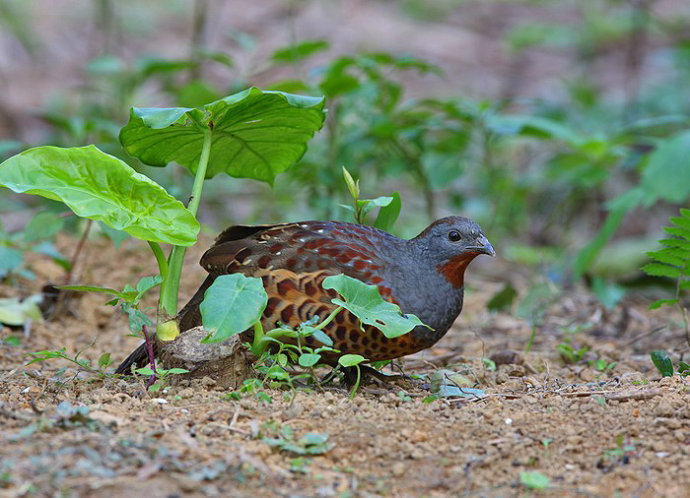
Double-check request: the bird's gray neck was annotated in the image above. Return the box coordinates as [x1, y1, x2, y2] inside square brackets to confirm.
[388, 240, 465, 348]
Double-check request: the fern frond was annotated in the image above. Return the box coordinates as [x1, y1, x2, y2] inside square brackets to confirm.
[664, 226, 690, 240]
[658, 238, 690, 251]
[649, 298, 679, 310]
[642, 262, 682, 279]
[647, 249, 686, 267]
[670, 213, 690, 231]
[642, 209, 690, 283]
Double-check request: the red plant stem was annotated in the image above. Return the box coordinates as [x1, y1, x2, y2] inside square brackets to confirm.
[142, 324, 157, 388]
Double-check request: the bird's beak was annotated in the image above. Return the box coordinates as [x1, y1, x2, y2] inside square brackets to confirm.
[470, 234, 495, 257]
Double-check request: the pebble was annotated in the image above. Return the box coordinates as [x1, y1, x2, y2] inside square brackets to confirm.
[392, 462, 406, 477]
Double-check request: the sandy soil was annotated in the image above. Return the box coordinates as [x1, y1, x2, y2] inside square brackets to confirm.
[1, 234, 688, 497]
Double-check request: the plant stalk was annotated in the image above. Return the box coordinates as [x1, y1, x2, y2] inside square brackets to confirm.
[158, 126, 213, 319]
[252, 321, 265, 356]
[314, 306, 343, 331]
[147, 241, 168, 280]
[349, 365, 361, 400]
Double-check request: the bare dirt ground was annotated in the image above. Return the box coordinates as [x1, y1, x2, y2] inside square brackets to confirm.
[1, 2, 690, 497]
[1, 234, 689, 497]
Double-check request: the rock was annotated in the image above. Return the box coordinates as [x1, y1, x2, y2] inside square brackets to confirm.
[159, 326, 253, 389]
[490, 350, 524, 367]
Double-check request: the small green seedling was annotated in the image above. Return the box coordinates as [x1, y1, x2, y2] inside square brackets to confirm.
[592, 358, 617, 373]
[601, 434, 636, 468]
[26, 347, 112, 377]
[650, 350, 690, 378]
[341, 166, 401, 230]
[134, 366, 189, 392]
[261, 422, 334, 456]
[519, 471, 550, 491]
[556, 342, 589, 364]
[338, 354, 366, 398]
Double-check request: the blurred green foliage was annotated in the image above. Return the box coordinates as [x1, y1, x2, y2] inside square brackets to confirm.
[1, 0, 689, 301]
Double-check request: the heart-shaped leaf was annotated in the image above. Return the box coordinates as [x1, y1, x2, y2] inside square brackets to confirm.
[298, 353, 322, 367]
[120, 87, 326, 184]
[338, 353, 366, 367]
[0, 145, 199, 246]
[322, 274, 427, 339]
[201, 274, 268, 343]
[640, 130, 690, 204]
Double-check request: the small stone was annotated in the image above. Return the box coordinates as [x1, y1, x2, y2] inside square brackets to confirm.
[392, 462, 406, 477]
[654, 399, 675, 417]
[490, 350, 524, 366]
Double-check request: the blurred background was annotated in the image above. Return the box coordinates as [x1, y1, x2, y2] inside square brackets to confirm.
[1, 0, 689, 306]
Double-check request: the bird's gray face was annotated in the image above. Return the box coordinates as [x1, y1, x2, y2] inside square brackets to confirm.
[422, 216, 494, 260]
[416, 216, 494, 288]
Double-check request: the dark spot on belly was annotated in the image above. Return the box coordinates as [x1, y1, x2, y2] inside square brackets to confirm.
[335, 326, 346, 340]
[304, 280, 317, 296]
[264, 297, 280, 317]
[277, 278, 297, 296]
[280, 305, 294, 323]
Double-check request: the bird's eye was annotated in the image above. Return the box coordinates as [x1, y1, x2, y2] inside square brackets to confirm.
[448, 230, 462, 242]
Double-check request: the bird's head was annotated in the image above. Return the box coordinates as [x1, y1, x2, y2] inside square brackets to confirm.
[413, 216, 494, 288]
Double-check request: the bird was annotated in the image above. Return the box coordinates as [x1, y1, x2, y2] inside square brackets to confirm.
[114, 216, 494, 374]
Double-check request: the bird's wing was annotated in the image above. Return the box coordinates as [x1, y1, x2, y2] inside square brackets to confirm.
[200, 221, 396, 299]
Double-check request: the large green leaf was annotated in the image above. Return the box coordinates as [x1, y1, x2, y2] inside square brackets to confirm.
[322, 274, 426, 339]
[0, 295, 42, 326]
[486, 114, 580, 144]
[640, 131, 690, 205]
[0, 145, 199, 246]
[120, 87, 326, 184]
[200, 274, 268, 343]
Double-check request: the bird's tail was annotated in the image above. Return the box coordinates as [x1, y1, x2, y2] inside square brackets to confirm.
[113, 341, 152, 374]
[113, 275, 216, 374]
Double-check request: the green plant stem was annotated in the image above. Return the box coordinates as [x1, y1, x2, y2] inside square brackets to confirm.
[158, 127, 212, 317]
[314, 306, 343, 330]
[187, 127, 212, 218]
[252, 321, 265, 356]
[525, 321, 537, 353]
[350, 365, 361, 400]
[147, 241, 168, 280]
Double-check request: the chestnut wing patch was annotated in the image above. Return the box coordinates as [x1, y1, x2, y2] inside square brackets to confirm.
[200, 221, 388, 285]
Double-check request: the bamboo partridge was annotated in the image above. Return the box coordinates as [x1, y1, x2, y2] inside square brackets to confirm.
[115, 216, 493, 373]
